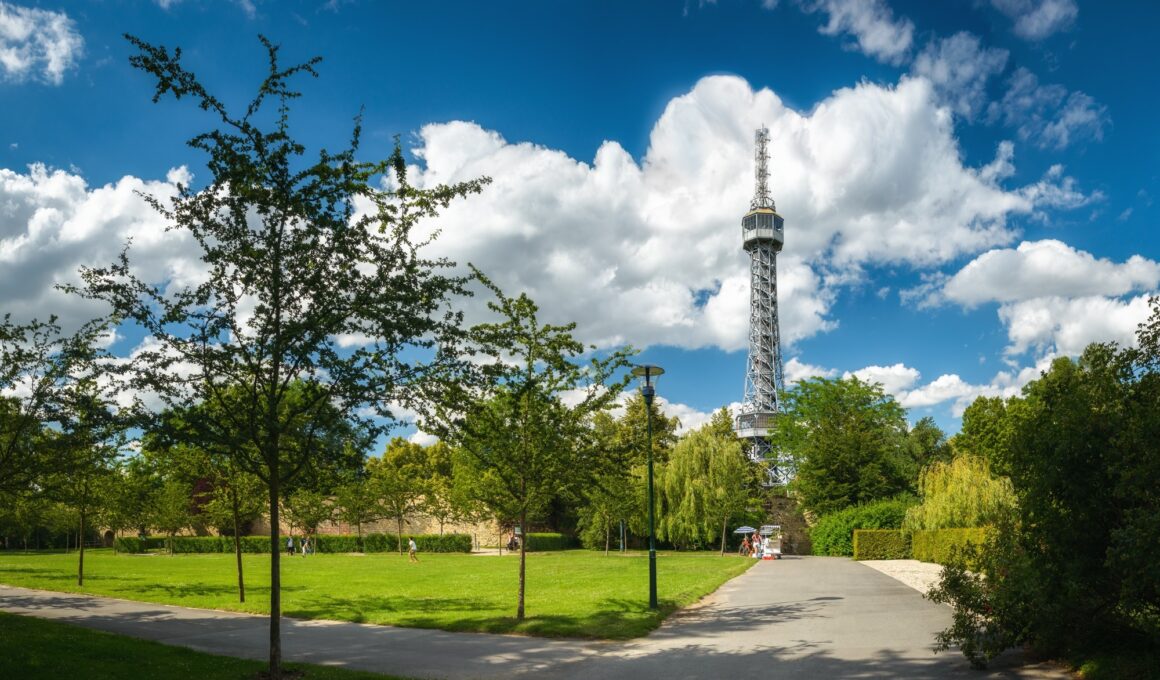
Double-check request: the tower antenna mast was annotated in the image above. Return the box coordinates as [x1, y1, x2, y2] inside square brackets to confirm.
[735, 126, 787, 482]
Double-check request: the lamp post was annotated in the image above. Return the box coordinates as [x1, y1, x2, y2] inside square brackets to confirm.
[632, 364, 664, 610]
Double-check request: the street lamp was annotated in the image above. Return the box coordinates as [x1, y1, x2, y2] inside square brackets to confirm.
[632, 364, 664, 610]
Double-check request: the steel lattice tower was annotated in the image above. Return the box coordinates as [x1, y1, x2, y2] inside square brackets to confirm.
[735, 127, 786, 479]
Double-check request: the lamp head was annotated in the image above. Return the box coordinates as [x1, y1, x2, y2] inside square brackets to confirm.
[631, 364, 664, 401]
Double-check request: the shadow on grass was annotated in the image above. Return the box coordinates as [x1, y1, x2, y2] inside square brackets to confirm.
[285, 593, 492, 624]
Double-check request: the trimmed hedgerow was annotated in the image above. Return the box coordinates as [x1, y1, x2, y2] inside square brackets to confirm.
[524, 533, 576, 552]
[112, 536, 170, 553]
[911, 527, 990, 568]
[117, 533, 474, 555]
[810, 497, 915, 557]
[853, 529, 911, 560]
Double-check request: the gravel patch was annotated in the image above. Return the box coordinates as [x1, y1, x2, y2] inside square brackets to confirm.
[859, 558, 945, 596]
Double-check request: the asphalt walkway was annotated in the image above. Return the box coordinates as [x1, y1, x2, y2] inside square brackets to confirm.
[0, 556, 1071, 679]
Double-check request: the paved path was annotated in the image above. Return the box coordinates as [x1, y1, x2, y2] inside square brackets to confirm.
[0, 556, 1070, 679]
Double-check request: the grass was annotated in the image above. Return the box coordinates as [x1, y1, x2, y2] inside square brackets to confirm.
[0, 548, 754, 638]
[0, 611, 404, 680]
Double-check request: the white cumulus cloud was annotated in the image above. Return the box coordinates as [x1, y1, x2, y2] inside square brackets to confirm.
[940, 240, 1160, 308]
[405, 75, 1083, 353]
[0, 2, 83, 85]
[999, 295, 1154, 357]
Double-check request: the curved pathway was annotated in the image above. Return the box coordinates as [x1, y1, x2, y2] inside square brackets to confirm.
[0, 556, 1070, 679]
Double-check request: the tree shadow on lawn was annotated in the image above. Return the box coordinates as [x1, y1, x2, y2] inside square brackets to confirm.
[384, 595, 834, 640]
[284, 593, 491, 625]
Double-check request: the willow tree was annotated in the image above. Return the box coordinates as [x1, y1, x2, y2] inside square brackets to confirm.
[77, 36, 487, 678]
[902, 453, 1017, 531]
[658, 422, 750, 553]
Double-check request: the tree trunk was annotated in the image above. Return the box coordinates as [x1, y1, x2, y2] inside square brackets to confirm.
[517, 509, 527, 620]
[604, 522, 610, 556]
[232, 488, 245, 603]
[268, 471, 282, 678]
[77, 508, 85, 586]
[719, 515, 728, 556]
[396, 516, 405, 555]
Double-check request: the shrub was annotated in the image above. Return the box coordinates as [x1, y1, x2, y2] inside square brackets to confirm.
[903, 454, 1016, 532]
[853, 529, 910, 560]
[911, 528, 990, 568]
[524, 532, 576, 552]
[313, 534, 361, 553]
[810, 497, 914, 556]
[113, 536, 169, 554]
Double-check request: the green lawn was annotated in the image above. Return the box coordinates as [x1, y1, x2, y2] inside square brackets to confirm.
[0, 549, 753, 638]
[0, 611, 403, 680]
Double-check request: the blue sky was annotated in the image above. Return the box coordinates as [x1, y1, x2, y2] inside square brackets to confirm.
[2, 0, 1158, 441]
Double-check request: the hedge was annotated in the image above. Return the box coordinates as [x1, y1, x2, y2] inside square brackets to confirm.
[911, 527, 990, 568]
[113, 536, 170, 553]
[853, 529, 911, 560]
[810, 497, 915, 556]
[524, 532, 576, 552]
[114, 533, 474, 554]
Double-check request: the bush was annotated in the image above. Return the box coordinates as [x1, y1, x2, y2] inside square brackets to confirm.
[169, 536, 271, 553]
[313, 534, 361, 553]
[524, 532, 576, 552]
[810, 497, 914, 556]
[117, 533, 474, 555]
[113, 536, 169, 554]
[853, 529, 910, 560]
[911, 528, 990, 568]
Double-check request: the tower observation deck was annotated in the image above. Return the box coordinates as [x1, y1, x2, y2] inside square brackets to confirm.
[735, 126, 786, 479]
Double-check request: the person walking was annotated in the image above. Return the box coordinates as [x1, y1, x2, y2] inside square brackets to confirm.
[408, 537, 419, 563]
[286, 535, 294, 556]
[301, 536, 310, 557]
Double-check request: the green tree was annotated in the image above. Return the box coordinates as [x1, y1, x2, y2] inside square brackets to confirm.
[428, 271, 631, 619]
[420, 441, 464, 535]
[334, 471, 381, 544]
[151, 478, 194, 544]
[905, 416, 952, 474]
[658, 422, 751, 554]
[902, 453, 1016, 531]
[77, 37, 487, 678]
[369, 438, 430, 554]
[282, 489, 332, 545]
[933, 302, 1160, 668]
[0, 316, 115, 498]
[776, 376, 910, 515]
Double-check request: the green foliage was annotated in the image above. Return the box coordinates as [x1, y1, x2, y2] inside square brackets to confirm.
[777, 376, 913, 515]
[852, 529, 910, 560]
[903, 454, 1016, 531]
[112, 536, 169, 554]
[427, 268, 632, 620]
[657, 422, 752, 552]
[523, 533, 576, 551]
[136, 533, 474, 554]
[910, 528, 990, 568]
[932, 301, 1160, 668]
[809, 497, 914, 556]
[89, 36, 488, 675]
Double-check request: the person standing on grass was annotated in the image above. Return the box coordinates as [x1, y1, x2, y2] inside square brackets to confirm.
[408, 537, 419, 563]
[286, 535, 294, 556]
[301, 536, 309, 557]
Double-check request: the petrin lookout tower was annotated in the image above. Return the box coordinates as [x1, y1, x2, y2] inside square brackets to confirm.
[734, 126, 786, 478]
